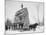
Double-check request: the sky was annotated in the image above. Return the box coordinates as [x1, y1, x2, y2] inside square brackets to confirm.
[5, 0, 44, 24]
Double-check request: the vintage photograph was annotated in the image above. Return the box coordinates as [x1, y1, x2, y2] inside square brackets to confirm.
[5, 0, 44, 35]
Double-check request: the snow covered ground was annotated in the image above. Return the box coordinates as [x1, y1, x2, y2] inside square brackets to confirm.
[5, 26, 44, 35]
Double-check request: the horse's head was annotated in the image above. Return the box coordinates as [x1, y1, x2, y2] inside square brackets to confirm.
[35, 23, 38, 26]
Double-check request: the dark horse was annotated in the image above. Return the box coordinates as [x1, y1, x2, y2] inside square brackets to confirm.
[29, 23, 38, 31]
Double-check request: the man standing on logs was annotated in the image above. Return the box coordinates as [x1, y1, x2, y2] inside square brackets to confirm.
[14, 4, 30, 29]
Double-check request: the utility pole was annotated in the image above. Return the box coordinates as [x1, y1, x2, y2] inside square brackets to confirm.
[21, 3, 23, 9]
[37, 4, 39, 24]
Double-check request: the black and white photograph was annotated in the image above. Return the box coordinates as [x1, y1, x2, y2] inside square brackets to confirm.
[5, 0, 44, 35]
